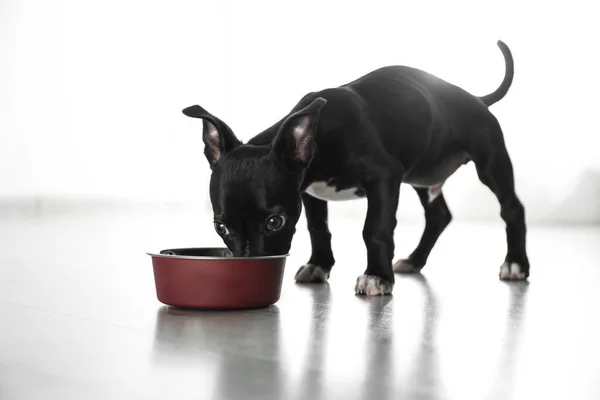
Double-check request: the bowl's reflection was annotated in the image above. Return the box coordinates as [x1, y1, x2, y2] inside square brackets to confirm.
[152, 305, 286, 399]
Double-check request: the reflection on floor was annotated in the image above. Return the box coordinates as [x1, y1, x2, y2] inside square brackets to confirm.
[1, 210, 599, 400]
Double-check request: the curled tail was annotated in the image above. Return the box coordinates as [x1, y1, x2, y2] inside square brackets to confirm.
[480, 40, 514, 107]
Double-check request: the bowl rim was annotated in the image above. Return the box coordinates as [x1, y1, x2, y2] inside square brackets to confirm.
[146, 247, 289, 261]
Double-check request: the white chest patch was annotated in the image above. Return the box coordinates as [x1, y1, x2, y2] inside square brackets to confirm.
[304, 181, 362, 202]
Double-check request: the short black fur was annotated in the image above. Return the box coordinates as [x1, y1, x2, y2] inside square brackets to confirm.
[183, 40, 529, 295]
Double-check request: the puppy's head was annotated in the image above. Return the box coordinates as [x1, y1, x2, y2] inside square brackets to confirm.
[182, 98, 327, 257]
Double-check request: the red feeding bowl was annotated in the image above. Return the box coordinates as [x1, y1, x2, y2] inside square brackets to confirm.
[147, 248, 288, 309]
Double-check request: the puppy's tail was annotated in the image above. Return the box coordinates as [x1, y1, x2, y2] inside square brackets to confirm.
[479, 40, 514, 107]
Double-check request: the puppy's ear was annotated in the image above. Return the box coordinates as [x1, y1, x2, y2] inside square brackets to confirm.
[182, 105, 241, 168]
[270, 97, 327, 170]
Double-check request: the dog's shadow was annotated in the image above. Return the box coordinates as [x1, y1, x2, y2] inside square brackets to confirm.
[489, 281, 530, 399]
[285, 283, 332, 400]
[150, 275, 531, 399]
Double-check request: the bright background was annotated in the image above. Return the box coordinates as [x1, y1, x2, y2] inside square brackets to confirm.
[1, 0, 598, 224]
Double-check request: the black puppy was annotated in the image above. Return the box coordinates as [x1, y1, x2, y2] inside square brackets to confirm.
[183, 40, 528, 296]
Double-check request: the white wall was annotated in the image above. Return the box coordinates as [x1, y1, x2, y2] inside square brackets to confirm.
[1, 0, 599, 223]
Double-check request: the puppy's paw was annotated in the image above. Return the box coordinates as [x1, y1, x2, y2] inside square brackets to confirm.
[295, 264, 329, 283]
[393, 259, 421, 274]
[499, 262, 527, 281]
[354, 275, 393, 296]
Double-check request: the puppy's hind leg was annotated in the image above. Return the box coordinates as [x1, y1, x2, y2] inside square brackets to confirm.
[474, 121, 529, 280]
[394, 186, 452, 273]
[295, 193, 335, 283]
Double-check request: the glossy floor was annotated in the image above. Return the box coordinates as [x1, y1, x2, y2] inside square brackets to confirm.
[1, 209, 599, 400]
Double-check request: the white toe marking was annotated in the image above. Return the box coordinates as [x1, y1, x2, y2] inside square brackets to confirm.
[354, 274, 393, 296]
[295, 264, 328, 282]
[499, 262, 526, 280]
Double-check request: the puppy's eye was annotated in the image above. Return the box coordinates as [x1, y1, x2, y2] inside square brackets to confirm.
[266, 214, 286, 232]
[214, 221, 230, 236]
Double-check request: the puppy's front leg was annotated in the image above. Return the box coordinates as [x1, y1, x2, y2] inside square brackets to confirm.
[355, 176, 401, 296]
[295, 193, 335, 283]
